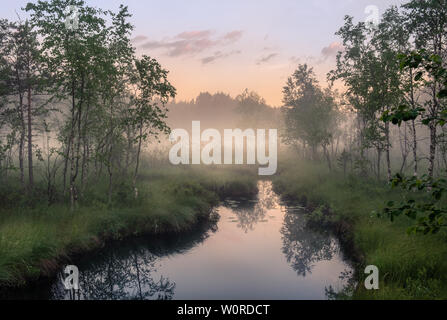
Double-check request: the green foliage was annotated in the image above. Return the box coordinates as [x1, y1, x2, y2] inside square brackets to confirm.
[381, 105, 424, 126]
[328, 9, 408, 178]
[307, 205, 333, 226]
[282, 64, 339, 156]
[383, 51, 447, 127]
[382, 174, 447, 234]
[404, 267, 443, 299]
[128, 55, 176, 141]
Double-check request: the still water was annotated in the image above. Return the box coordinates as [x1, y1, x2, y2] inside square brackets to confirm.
[7, 181, 353, 300]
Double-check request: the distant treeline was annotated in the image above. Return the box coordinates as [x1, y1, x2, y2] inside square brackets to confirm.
[167, 90, 281, 131]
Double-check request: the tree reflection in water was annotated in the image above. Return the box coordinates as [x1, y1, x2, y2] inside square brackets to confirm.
[52, 248, 175, 300]
[225, 181, 340, 277]
[280, 205, 338, 277]
[225, 181, 279, 233]
[51, 211, 219, 300]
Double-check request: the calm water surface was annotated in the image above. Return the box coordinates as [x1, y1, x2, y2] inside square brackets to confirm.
[5, 181, 353, 300]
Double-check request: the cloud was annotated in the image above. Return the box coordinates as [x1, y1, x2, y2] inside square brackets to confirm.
[223, 30, 243, 42]
[321, 42, 344, 59]
[289, 56, 301, 64]
[289, 55, 327, 67]
[177, 30, 213, 40]
[140, 39, 216, 57]
[201, 50, 241, 64]
[131, 35, 148, 43]
[139, 30, 243, 57]
[257, 53, 278, 65]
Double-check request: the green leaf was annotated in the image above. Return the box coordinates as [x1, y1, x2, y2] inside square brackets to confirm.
[414, 71, 423, 81]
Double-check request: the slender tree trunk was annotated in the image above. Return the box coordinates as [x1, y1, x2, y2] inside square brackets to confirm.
[69, 131, 76, 211]
[428, 122, 437, 179]
[62, 141, 70, 196]
[70, 136, 76, 211]
[27, 83, 33, 192]
[409, 69, 418, 177]
[81, 99, 91, 192]
[94, 145, 99, 178]
[442, 146, 447, 171]
[133, 124, 143, 199]
[107, 144, 113, 205]
[98, 149, 104, 177]
[86, 140, 90, 181]
[18, 94, 25, 189]
[335, 136, 340, 158]
[311, 145, 317, 162]
[385, 122, 391, 181]
[377, 148, 382, 181]
[73, 80, 83, 193]
[70, 75, 85, 209]
[19, 134, 25, 188]
[69, 79, 77, 212]
[323, 145, 332, 171]
[81, 141, 87, 189]
[399, 125, 409, 174]
[331, 141, 334, 159]
[107, 94, 115, 205]
[427, 74, 441, 179]
[125, 125, 133, 173]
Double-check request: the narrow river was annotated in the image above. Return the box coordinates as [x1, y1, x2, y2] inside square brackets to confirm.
[5, 181, 353, 300]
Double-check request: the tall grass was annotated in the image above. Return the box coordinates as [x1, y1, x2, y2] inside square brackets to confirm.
[0, 166, 258, 287]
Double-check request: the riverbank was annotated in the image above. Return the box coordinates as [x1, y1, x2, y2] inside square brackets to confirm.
[272, 158, 447, 299]
[0, 167, 258, 288]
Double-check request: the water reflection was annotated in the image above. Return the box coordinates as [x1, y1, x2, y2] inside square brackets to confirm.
[50, 211, 220, 300]
[53, 249, 177, 300]
[281, 211, 338, 276]
[0, 181, 352, 300]
[226, 181, 340, 277]
[223, 181, 279, 233]
[325, 269, 356, 300]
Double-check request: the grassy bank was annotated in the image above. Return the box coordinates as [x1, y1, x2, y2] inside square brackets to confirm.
[0, 166, 258, 288]
[273, 158, 447, 300]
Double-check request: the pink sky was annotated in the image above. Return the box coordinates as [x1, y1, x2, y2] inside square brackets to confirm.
[4, 0, 405, 106]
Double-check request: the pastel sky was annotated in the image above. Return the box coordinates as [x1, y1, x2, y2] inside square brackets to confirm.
[3, 0, 405, 106]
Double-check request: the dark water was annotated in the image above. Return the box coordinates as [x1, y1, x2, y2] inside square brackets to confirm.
[3, 181, 353, 300]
